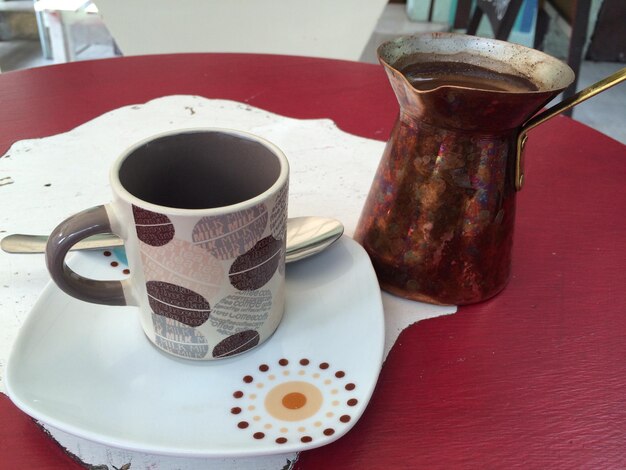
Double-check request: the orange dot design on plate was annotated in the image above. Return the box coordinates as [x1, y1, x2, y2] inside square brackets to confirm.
[282, 392, 307, 409]
[265, 381, 323, 421]
[232, 358, 359, 445]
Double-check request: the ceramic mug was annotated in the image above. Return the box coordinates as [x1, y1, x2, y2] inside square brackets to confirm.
[46, 128, 289, 360]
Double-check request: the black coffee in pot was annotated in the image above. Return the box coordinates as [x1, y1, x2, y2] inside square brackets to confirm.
[400, 61, 538, 92]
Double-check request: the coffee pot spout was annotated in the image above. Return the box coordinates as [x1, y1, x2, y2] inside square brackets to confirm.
[378, 33, 574, 133]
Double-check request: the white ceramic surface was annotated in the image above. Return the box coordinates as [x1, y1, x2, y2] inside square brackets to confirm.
[5, 236, 384, 457]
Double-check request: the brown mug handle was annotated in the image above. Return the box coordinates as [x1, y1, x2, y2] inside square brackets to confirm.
[45, 205, 130, 306]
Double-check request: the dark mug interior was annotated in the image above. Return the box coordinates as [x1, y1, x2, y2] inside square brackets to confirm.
[118, 131, 282, 209]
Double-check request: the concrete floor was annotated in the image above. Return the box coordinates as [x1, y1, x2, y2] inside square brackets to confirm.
[1, 18, 624, 144]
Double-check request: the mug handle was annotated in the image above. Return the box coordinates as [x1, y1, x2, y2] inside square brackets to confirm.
[45, 205, 134, 306]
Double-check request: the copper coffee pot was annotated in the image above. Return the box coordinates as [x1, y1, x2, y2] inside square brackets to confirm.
[355, 33, 625, 305]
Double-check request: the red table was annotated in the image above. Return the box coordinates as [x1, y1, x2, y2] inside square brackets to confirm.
[1, 54, 625, 469]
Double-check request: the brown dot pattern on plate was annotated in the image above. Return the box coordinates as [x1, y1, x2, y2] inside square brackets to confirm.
[238, 421, 249, 429]
[231, 358, 358, 445]
[132, 205, 175, 246]
[229, 235, 282, 291]
[212, 330, 260, 358]
[147, 281, 210, 327]
[101, 251, 130, 276]
[231, 407, 241, 414]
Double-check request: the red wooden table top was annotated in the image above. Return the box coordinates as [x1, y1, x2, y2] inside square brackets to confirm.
[1, 54, 625, 469]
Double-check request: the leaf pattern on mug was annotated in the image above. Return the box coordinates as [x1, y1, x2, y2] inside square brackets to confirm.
[209, 289, 273, 335]
[270, 182, 288, 241]
[132, 205, 175, 246]
[147, 281, 211, 327]
[213, 330, 260, 358]
[152, 313, 209, 359]
[140, 238, 224, 303]
[192, 204, 268, 260]
[229, 235, 282, 291]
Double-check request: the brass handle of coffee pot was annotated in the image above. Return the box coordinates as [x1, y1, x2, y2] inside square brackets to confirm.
[515, 67, 626, 190]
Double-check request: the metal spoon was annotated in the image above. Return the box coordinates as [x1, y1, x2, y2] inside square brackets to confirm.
[0, 216, 344, 264]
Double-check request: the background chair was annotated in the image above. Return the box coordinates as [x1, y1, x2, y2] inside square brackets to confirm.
[466, 0, 525, 41]
[461, 0, 593, 115]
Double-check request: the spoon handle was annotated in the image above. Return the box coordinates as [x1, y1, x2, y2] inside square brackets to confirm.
[1, 233, 124, 253]
[1, 217, 344, 264]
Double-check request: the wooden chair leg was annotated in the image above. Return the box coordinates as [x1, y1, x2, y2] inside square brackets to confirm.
[534, 6, 550, 49]
[454, 0, 473, 29]
[494, 0, 524, 40]
[466, 8, 483, 35]
[563, 0, 592, 116]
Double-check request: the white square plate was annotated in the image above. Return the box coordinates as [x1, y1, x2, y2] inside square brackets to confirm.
[5, 237, 384, 457]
